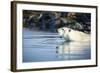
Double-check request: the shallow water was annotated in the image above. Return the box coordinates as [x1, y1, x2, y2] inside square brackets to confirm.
[23, 28, 91, 62]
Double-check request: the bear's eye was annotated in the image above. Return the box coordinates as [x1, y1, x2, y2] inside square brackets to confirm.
[62, 28, 64, 30]
[69, 29, 71, 32]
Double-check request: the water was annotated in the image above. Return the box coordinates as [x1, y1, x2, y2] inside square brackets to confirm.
[23, 28, 91, 62]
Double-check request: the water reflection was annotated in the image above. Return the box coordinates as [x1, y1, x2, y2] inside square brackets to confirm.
[56, 41, 91, 60]
[23, 28, 91, 62]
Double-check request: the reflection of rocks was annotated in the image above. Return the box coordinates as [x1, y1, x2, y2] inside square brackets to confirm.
[56, 41, 90, 59]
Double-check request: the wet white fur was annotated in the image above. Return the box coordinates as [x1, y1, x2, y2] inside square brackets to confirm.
[57, 27, 90, 42]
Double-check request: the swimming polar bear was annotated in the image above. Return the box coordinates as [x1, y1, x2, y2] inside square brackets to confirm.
[57, 27, 90, 42]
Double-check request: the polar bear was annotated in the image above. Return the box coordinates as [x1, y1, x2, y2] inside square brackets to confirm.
[57, 27, 90, 42]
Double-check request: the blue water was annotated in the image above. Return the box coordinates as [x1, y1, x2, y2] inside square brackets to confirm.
[23, 28, 91, 62]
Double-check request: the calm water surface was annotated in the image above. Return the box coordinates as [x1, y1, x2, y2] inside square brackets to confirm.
[23, 28, 91, 62]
